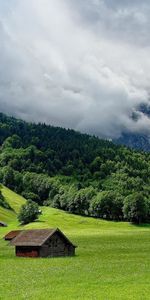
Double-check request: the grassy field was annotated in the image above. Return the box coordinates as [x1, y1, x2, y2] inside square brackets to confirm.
[0, 187, 150, 300]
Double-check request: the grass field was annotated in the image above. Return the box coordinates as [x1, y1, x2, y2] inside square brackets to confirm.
[0, 186, 150, 300]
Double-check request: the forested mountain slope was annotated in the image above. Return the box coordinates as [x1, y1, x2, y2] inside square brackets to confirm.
[0, 112, 150, 223]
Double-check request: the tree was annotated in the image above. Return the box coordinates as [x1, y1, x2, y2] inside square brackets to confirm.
[90, 156, 102, 173]
[2, 166, 15, 189]
[21, 191, 41, 204]
[90, 191, 123, 220]
[18, 200, 41, 224]
[67, 187, 95, 215]
[123, 193, 147, 224]
[2, 135, 22, 149]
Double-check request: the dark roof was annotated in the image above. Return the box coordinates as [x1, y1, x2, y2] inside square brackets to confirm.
[0, 221, 7, 227]
[4, 230, 22, 241]
[11, 228, 76, 247]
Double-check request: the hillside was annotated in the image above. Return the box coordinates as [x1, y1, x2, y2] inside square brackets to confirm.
[1, 185, 26, 213]
[0, 187, 150, 300]
[0, 112, 150, 223]
[0, 185, 26, 228]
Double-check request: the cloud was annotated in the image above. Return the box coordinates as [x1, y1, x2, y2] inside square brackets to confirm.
[0, 0, 150, 138]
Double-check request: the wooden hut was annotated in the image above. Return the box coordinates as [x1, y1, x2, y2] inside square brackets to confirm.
[4, 230, 22, 241]
[11, 228, 77, 258]
[0, 221, 7, 227]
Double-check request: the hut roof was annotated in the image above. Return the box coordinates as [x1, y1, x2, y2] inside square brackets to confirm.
[4, 230, 22, 241]
[10, 228, 76, 247]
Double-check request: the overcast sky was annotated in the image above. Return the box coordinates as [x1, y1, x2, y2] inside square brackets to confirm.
[0, 0, 150, 138]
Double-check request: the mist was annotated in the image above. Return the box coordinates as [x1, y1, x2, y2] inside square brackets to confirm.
[0, 0, 150, 138]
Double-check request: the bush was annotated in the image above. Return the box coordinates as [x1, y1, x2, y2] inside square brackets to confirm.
[18, 200, 41, 224]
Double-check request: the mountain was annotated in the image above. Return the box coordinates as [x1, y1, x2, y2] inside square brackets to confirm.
[0, 112, 150, 223]
[115, 132, 150, 152]
[115, 103, 150, 151]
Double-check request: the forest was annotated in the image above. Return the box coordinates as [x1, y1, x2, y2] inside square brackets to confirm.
[0, 112, 150, 223]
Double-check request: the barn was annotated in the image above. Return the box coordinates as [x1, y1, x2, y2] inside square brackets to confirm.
[10, 228, 77, 258]
[4, 230, 22, 241]
[0, 221, 7, 227]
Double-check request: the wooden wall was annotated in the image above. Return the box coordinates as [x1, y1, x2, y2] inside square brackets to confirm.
[16, 246, 39, 257]
[40, 232, 75, 257]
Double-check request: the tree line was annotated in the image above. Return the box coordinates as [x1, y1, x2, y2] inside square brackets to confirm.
[0, 112, 150, 223]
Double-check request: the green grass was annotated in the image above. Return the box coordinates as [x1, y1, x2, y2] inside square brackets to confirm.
[1, 185, 26, 213]
[0, 187, 150, 300]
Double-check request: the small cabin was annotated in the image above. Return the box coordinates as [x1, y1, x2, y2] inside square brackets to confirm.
[10, 228, 77, 258]
[4, 230, 22, 241]
[0, 221, 7, 227]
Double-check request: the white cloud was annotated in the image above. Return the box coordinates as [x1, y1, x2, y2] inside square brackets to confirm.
[0, 0, 150, 138]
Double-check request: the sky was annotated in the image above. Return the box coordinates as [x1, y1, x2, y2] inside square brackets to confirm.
[0, 0, 150, 138]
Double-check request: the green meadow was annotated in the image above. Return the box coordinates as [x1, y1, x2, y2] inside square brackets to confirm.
[0, 186, 150, 300]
